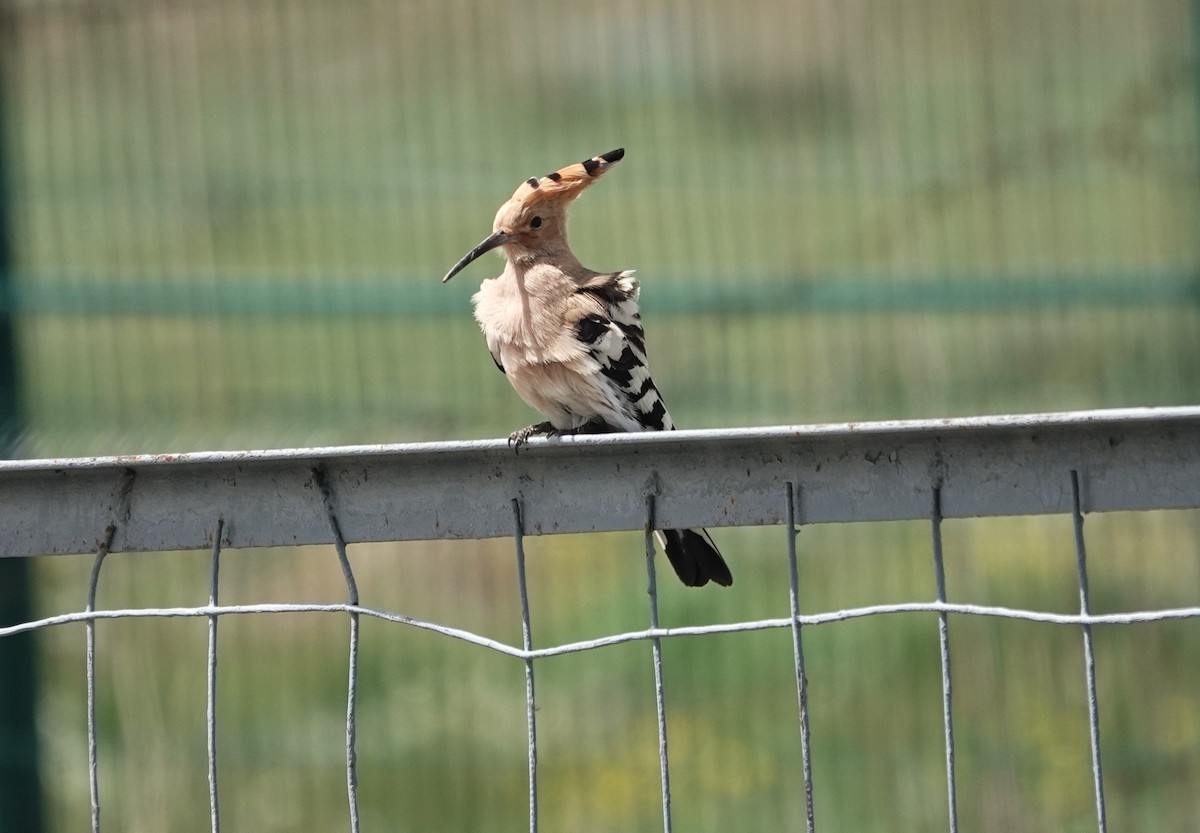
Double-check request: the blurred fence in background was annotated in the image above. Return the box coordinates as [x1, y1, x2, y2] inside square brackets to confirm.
[0, 1, 1198, 832]
[0, 0, 1198, 455]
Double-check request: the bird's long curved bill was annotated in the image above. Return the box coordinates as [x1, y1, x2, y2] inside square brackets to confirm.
[442, 230, 508, 283]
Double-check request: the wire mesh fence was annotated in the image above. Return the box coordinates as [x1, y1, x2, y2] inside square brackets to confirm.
[3, 408, 1199, 831]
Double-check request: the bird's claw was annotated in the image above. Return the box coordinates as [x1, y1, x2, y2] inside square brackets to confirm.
[508, 422, 560, 453]
[507, 422, 585, 453]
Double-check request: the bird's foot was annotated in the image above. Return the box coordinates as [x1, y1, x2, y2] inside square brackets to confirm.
[508, 419, 615, 452]
[508, 421, 562, 452]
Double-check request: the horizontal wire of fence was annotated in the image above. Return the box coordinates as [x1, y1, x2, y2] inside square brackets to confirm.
[3, 406, 1200, 833]
[5, 597, 1200, 651]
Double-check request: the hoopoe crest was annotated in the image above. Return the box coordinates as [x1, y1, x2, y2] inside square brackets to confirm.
[442, 148, 732, 587]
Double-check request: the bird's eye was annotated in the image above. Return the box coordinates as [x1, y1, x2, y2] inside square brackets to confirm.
[530, 216, 543, 229]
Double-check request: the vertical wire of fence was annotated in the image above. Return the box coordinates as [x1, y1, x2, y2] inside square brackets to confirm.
[315, 468, 362, 833]
[84, 468, 135, 833]
[930, 485, 959, 833]
[1070, 471, 1109, 833]
[206, 518, 224, 833]
[511, 499, 539, 833]
[84, 535, 109, 833]
[785, 482, 817, 833]
[644, 495, 674, 833]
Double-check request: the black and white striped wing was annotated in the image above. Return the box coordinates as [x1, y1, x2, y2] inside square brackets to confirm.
[574, 272, 733, 587]
[574, 271, 673, 432]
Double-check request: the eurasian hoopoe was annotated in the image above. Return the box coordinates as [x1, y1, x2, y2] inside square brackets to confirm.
[442, 148, 733, 588]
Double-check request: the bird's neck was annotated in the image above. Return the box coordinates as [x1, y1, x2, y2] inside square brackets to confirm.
[505, 239, 586, 281]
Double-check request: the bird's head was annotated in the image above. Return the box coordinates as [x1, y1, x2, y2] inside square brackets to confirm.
[441, 148, 624, 283]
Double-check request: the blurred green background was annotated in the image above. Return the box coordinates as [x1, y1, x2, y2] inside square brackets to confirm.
[2, 0, 1199, 830]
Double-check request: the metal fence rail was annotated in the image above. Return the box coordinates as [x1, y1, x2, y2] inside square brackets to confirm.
[3, 407, 1200, 832]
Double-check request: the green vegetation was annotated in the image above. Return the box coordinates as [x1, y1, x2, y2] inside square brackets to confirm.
[4, 0, 1199, 830]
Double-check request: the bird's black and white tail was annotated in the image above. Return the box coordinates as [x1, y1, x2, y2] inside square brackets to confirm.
[656, 528, 733, 587]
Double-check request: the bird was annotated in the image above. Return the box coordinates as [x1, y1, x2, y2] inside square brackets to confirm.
[441, 148, 732, 588]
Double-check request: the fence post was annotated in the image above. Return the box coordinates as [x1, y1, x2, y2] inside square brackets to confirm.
[0, 7, 42, 832]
